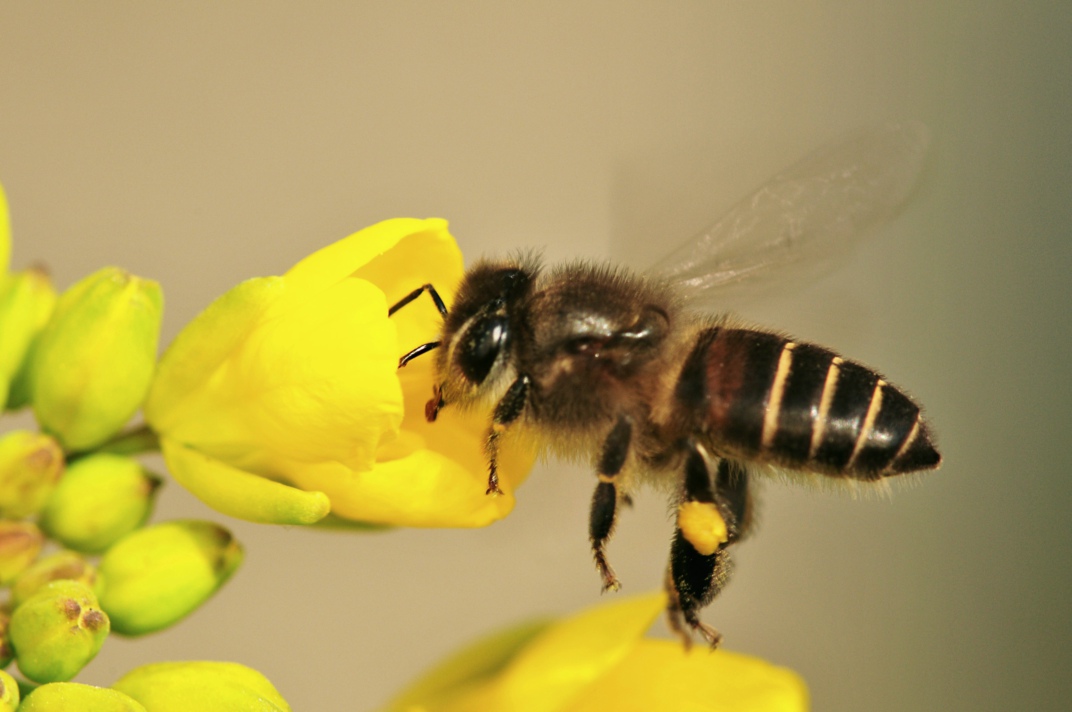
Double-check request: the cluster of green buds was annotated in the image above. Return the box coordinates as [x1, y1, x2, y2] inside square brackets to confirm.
[0, 184, 290, 710]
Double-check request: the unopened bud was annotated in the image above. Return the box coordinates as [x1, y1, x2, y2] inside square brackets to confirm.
[98, 520, 243, 636]
[0, 267, 56, 411]
[11, 551, 101, 609]
[0, 431, 64, 518]
[28, 267, 163, 451]
[114, 661, 291, 712]
[0, 669, 17, 712]
[18, 682, 146, 712]
[40, 453, 161, 554]
[0, 521, 44, 584]
[9, 580, 110, 683]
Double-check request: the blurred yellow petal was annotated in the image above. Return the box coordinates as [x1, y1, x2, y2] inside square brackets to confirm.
[389, 618, 552, 712]
[494, 593, 666, 712]
[0, 181, 9, 274]
[387, 593, 808, 712]
[564, 643, 808, 712]
[162, 439, 329, 525]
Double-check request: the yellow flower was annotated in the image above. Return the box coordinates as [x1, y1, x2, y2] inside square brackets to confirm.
[387, 593, 808, 712]
[145, 219, 534, 527]
[0, 180, 10, 274]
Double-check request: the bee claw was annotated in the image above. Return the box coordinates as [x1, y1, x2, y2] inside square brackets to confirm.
[696, 622, 722, 650]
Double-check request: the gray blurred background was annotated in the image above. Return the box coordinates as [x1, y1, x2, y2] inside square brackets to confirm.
[2, 3, 1070, 710]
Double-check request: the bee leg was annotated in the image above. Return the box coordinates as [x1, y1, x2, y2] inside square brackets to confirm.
[589, 415, 633, 593]
[388, 283, 448, 317]
[390, 285, 447, 368]
[398, 341, 441, 368]
[484, 374, 531, 496]
[666, 447, 750, 649]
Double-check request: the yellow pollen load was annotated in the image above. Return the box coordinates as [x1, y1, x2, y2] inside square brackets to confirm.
[676, 501, 728, 556]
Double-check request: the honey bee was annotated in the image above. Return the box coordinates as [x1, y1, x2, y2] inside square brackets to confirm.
[391, 123, 941, 647]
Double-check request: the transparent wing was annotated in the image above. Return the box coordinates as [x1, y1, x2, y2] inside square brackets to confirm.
[649, 122, 930, 308]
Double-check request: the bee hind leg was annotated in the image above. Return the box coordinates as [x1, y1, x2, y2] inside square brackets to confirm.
[589, 415, 633, 592]
[666, 446, 750, 648]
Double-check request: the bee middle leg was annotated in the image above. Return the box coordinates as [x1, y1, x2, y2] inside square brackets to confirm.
[589, 415, 633, 592]
[666, 443, 750, 648]
[484, 374, 531, 495]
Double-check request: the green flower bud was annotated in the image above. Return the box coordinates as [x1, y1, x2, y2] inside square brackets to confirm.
[40, 454, 161, 554]
[0, 521, 44, 584]
[9, 580, 109, 683]
[113, 661, 291, 712]
[0, 267, 56, 412]
[10, 551, 101, 609]
[0, 669, 17, 712]
[98, 520, 243, 636]
[28, 267, 163, 452]
[0, 431, 64, 519]
[18, 682, 145, 712]
[0, 610, 14, 669]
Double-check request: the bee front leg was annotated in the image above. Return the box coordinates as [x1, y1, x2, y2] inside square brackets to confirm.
[485, 375, 531, 496]
[666, 445, 750, 649]
[589, 415, 633, 593]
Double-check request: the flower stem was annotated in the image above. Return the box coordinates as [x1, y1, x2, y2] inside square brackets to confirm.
[93, 424, 161, 457]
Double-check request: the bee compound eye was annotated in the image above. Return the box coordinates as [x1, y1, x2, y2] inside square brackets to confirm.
[458, 314, 510, 384]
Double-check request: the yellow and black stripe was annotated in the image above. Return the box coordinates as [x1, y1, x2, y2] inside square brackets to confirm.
[675, 328, 940, 479]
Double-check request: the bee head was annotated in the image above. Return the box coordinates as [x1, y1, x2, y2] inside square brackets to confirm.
[429, 261, 534, 420]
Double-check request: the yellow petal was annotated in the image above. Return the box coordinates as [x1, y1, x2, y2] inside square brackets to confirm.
[350, 219, 464, 354]
[386, 592, 808, 712]
[288, 217, 464, 372]
[564, 642, 809, 712]
[292, 409, 534, 529]
[161, 439, 330, 525]
[286, 218, 456, 296]
[286, 353, 535, 527]
[151, 277, 401, 475]
[387, 618, 552, 712]
[146, 277, 284, 434]
[284, 449, 510, 528]
[492, 593, 667, 712]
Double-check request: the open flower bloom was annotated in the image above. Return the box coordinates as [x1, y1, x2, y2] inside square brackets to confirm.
[145, 219, 535, 527]
[387, 592, 808, 712]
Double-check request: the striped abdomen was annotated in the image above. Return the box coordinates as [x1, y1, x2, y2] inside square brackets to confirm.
[675, 327, 940, 478]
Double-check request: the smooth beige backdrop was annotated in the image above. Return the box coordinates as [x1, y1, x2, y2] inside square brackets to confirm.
[2, 3, 1070, 711]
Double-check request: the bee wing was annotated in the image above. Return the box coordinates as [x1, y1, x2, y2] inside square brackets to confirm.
[648, 122, 930, 307]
